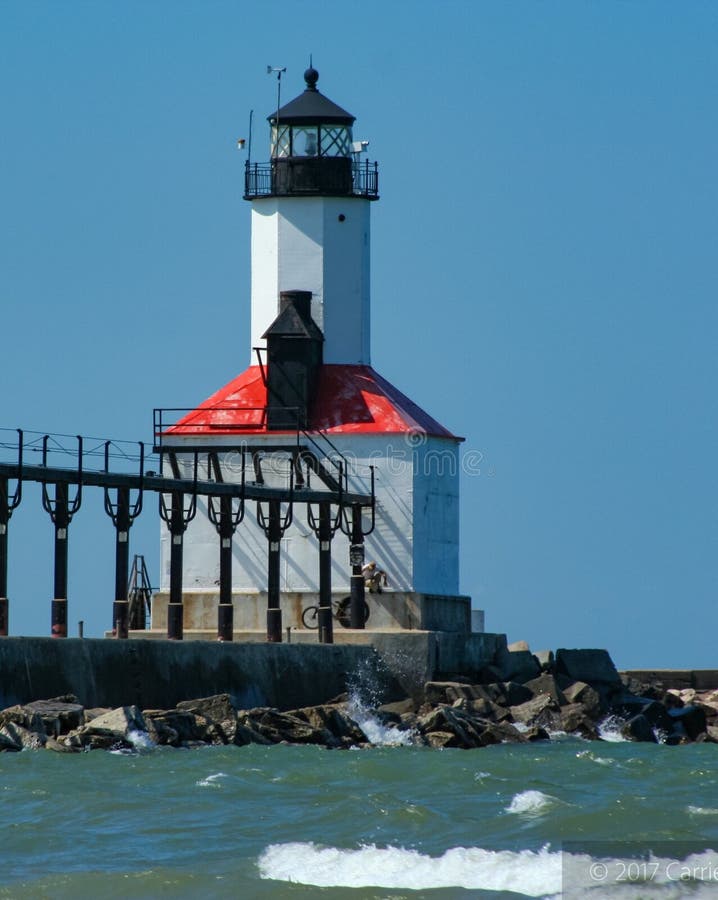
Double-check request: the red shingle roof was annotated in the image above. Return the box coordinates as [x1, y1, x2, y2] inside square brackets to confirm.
[170, 365, 459, 439]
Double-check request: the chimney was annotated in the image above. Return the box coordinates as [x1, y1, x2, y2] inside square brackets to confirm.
[262, 290, 323, 430]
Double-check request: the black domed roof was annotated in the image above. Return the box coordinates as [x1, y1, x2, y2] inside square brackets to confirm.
[268, 69, 355, 126]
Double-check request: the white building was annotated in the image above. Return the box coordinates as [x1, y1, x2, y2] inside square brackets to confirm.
[154, 68, 469, 640]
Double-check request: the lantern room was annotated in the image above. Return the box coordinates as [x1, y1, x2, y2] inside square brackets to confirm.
[270, 66, 353, 158]
[245, 67, 378, 199]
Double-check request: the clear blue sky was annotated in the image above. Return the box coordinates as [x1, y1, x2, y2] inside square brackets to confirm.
[1, 1, 716, 667]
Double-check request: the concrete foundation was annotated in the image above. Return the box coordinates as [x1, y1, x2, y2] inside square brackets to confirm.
[150, 590, 474, 633]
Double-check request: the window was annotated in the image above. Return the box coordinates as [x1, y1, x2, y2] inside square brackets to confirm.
[320, 126, 352, 157]
[271, 125, 291, 158]
[292, 126, 319, 157]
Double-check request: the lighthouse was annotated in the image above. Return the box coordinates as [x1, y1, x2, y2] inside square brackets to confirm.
[153, 68, 469, 640]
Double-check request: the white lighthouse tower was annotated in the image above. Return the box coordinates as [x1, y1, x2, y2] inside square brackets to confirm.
[153, 68, 469, 640]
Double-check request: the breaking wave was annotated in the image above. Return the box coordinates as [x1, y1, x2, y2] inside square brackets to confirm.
[505, 789, 558, 816]
[346, 692, 415, 747]
[257, 841, 561, 894]
[258, 842, 718, 897]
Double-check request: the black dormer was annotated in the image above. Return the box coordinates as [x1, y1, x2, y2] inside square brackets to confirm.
[244, 68, 379, 200]
[263, 290, 323, 430]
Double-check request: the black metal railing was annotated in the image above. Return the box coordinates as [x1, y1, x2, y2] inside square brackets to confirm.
[244, 163, 274, 197]
[244, 159, 379, 200]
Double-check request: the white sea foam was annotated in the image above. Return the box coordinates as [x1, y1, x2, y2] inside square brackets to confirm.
[597, 715, 628, 742]
[687, 805, 718, 816]
[575, 749, 615, 766]
[259, 843, 718, 897]
[258, 842, 561, 895]
[108, 730, 155, 755]
[505, 789, 558, 816]
[347, 697, 415, 747]
[127, 729, 154, 750]
[196, 772, 228, 788]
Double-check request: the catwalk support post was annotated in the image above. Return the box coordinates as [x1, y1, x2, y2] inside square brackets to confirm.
[207, 451, 245, 641]
[167, 491, 186, 640]
[0, 482, 8, 636]
[340, 469, 375, 631]
[103, 441, 145, 638]
[0, 434, 22, 635]
[41, 435, 82, 638]
[0, 464, 22, 635]
[317, 501, 333, 642]
[256, 460, 293, 643]
[266, 500, 282, 642]
[159, 451, 198, 641]
[113, 488, 131, 636]
[308, 498, 340, 643]
[349, 503, 366, 629]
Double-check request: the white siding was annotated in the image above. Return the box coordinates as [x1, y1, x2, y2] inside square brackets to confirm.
[159, 432, 460, 596]
[249, 197, 370, 364]
[411, 439, 461, 595]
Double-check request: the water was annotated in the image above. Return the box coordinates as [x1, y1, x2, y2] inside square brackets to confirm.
[1, 722, 718, 898]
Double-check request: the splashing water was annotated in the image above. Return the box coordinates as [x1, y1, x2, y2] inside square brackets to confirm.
[597, 714, 628, 742]
[345, 653, 389, 710]
[127, 729, 155, 751]
[346, 693, 416, 747]
[344, 653, 417, 746]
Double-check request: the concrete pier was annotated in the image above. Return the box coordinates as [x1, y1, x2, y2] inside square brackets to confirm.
[0, 632, 505, 710]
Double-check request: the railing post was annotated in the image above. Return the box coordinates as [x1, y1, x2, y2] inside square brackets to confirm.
[317, 501, 333, 643]
[266, 499, 282, 642]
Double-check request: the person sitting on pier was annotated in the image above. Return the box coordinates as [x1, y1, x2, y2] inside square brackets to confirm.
[362, 561, 389, 593]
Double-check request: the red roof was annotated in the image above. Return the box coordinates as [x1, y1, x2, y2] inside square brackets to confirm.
[169, 365, 460, 439]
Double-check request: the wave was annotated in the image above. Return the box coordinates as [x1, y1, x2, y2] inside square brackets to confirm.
[257, 842, 561, 895]
[505, 789, 558, 816]
[575, 749, 615, 767]
[597, 715, 629, 742]
[258, 843, 718, 897]
[195, 772, 228, 788]
[346, 696, 416, 747]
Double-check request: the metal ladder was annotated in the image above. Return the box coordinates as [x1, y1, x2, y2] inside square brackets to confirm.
[127, 554, 153, 630]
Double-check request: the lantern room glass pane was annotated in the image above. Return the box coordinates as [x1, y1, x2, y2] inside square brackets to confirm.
[292, 126, 319, 157]
[320, 126, 352, 157]
[271, 125, 291, 158]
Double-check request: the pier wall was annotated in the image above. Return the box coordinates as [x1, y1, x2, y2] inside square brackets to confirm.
[0, 633, 505, 710]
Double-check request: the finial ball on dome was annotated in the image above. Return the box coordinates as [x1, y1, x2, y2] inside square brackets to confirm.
[304, 66, 319, 89]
